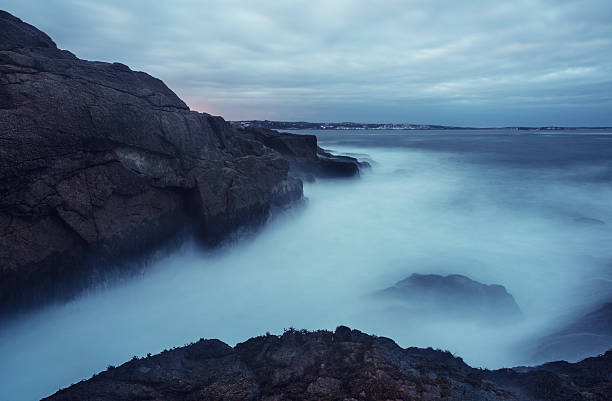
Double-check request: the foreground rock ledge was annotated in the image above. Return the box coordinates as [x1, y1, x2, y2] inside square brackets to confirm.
[44, 326, 612, 401]
[0, 11, 363, 312]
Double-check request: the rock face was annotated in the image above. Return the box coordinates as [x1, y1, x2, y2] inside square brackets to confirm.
[44, 326, 612, 401]
[377, 273, 522, 322]
[0, 11, 362, 312]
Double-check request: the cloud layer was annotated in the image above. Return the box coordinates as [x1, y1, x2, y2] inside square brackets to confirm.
[4, 0, 612, 125]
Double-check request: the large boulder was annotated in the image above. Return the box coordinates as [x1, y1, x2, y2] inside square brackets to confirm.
[0, 11, 359, 313]
[376, 273, 522, 323]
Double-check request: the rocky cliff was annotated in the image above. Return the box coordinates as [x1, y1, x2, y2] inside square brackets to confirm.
[0, 11, 362, 313]
[44, 326, 612, 401]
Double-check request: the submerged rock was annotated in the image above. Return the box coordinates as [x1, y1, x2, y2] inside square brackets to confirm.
[377, 273, 522, 322]
[44, 326, 612, 401]
[533, 301, 612, 363]
[0, 11, 363, 313]
[573, 216, 606, 225]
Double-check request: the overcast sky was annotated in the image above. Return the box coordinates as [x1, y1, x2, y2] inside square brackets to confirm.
[4, 0, 612, 126]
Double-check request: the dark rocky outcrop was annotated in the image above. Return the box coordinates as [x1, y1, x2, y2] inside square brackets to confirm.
[481, 351, 612, 401]
[44, 326, 612, 401]
[376, 273, 522, 323]
[0, 11, 362, 314]
[238, 126, 369, 179]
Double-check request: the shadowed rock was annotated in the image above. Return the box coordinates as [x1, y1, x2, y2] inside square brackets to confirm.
[43, 326, 612, 401]
[573, 216, 606, 225]
[238, 126, 370, 178]
[0, 11, 362, 314]
[377, 273, 522, 323]
[533, 301, 612, 363]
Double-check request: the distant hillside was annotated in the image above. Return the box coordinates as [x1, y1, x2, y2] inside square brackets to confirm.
[232, 120, 467, 130]
[232, 120, 612, 131]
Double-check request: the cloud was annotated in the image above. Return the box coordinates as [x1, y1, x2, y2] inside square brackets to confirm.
[3, 0, 612, 125]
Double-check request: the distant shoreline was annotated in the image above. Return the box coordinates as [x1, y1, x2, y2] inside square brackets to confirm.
[232, 120, 612, 131]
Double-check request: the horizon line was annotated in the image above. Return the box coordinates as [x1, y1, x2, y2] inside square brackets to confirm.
[230, 120, 612, 130]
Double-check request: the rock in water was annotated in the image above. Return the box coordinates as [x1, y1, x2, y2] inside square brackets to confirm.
[377, 273, 522, 323]
[43, 326, 612, 401]
[238, 126, 369, 178]
[573, 216, 606, 225]
[533, 301, 612, 363]
[0, 11, 361, 313]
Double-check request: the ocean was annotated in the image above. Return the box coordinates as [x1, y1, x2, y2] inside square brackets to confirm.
[2, 129, 612, 400]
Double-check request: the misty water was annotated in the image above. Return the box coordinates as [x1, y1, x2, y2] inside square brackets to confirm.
[2, 129, 612, 400]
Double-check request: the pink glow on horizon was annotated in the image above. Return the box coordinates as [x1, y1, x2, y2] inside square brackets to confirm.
[184, 101, 276, 122]
[182, 100, 225, 118]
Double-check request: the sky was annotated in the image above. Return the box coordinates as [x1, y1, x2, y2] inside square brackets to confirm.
[3, 0, 612, 126]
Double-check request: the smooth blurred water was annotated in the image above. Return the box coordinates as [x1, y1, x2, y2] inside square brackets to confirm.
[2, 129, 612, 401]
